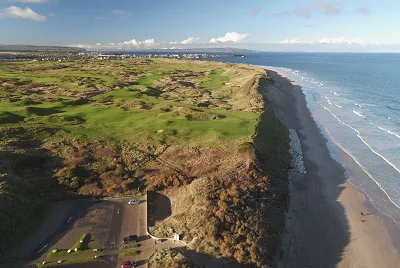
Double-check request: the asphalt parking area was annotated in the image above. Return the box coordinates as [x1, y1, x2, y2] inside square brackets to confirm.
[7, 196, 156, 268]
[51, 204, 113, 252]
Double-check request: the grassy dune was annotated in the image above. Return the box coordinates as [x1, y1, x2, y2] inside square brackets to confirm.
[0, 59, 289, 266]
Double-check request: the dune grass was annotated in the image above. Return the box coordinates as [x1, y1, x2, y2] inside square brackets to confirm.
[0, 58, 267, 260]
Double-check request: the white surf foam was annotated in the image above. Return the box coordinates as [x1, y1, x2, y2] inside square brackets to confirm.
[373, 123, 400, 140]
[353, 110, 366, 118]
[322, 104, 400, 176]
[322, 126, 400, 224]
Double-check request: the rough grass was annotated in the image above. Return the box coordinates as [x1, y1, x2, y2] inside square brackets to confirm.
[148, 77, 291, 266]
[149, 248, 196, 268]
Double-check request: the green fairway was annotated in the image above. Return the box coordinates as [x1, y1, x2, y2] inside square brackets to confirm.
[0, 58, 261, 146]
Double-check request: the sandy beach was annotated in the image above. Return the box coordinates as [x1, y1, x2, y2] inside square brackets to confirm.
[263, 70, 400, 268]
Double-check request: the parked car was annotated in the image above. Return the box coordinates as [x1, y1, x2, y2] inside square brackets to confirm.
[121, 260, 136, 268]
[128, 200, 140, 205]
[122, 235, 138, 243]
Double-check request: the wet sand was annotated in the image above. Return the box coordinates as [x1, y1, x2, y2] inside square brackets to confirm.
[262, 70, 400, 267]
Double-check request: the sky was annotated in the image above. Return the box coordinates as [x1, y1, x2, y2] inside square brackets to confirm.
[1, 0, 400, 52]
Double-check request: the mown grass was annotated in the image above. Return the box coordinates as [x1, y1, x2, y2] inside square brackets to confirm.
[69, 233, 90, 251]
[0, 60, 256, 147]
[46, 248, 102, 258]
[120, 250, 141, 257]
[120, 243, 141, 250]
[36, 257, 99, 267]
[201, 69, 229, 89]
[0, 94, 257, 146]
[46, 233, 94, 258]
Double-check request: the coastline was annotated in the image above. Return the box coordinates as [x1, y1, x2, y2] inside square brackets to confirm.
[263, 70, 400, 267]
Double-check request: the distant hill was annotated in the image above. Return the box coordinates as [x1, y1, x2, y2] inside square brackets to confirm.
[0, 45, 86, 52]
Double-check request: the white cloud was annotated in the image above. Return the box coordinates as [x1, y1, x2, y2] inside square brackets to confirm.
[180, 37, 199, 45]
[72, 38, 159, 50]
[209, 32, 249, 43]
[112, 9, 132, 16]
[280, 39, 310, 45]
[281, 37, 373, 46]
[138, 39, 156, 46]
[317, 37, 367, 45]
[0, 6, 46, 21]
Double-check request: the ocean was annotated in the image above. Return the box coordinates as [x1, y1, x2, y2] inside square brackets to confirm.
[204, 53, 400, 234]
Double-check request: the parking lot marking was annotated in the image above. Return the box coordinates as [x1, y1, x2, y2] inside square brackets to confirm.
[37, 244, 48, 254]
[117, 209, 119, 214]
[67, 216, 72, 223]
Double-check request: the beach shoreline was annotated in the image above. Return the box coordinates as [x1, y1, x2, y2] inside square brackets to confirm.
[263, 70, 400, 267]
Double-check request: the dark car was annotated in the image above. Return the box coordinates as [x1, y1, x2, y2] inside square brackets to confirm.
[121, 260, 136, 268]
[122, 235, 138, 243]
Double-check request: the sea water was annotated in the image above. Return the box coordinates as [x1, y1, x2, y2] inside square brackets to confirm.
[205, 53, 400, 235]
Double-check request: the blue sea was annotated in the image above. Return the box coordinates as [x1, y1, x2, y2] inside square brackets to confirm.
[204, 53, 400, 232]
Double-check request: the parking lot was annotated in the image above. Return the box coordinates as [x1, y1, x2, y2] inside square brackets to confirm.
[9, 195, 155, 268]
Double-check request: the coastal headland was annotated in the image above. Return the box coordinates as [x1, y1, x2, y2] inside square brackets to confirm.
[264, 70, 400, 267]
[0, 59, 290, 267]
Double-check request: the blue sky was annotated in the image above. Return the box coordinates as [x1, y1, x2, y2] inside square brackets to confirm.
[1, 0, 400, 51]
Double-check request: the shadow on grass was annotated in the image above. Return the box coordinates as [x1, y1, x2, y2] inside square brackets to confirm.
[0, 127, 66, 259]
[0, 112, 25, 124]
[25, 107, 62, 116]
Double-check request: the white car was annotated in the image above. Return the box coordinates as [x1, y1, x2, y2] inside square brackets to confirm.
[128, 200, 140, 205]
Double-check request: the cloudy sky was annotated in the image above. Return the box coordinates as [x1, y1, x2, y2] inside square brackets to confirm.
[1, 0, 400, 52]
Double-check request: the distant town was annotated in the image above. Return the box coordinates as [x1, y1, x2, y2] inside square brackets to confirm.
[0, 50, 247, 62]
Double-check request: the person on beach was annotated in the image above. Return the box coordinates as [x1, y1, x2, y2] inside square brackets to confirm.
[361, 212, 364, 217]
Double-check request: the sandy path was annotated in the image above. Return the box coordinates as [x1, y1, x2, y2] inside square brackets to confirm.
[263, 70, 400, 268]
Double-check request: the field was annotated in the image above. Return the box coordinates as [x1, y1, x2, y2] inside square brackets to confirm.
[0, 59, 262, 145]
[0, 58, 290, 267]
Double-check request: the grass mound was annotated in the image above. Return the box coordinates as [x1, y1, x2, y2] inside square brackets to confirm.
[69, 233, 91, 251]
